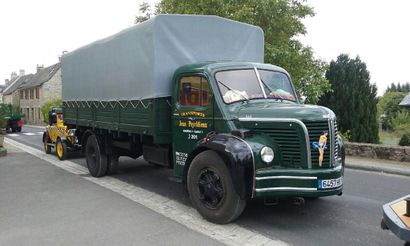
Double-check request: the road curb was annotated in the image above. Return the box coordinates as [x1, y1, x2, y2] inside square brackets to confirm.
[346, 163, 410, 177]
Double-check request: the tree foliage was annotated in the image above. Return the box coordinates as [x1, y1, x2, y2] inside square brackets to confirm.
[319, 54, 379, 143]
[135, 0, 330, 103]
[386, 82, 410, 93]
[377, 92, 407, 130]
[41, 99, 62, 124]
[135, 1, 152, 24]
[0, 104, 10, 129]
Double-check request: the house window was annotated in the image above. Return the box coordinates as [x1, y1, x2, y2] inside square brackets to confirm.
[20, 91, 23, 99]
[25, 90, 28, 100]
[30, 89, 34, 99]
[35, 87, 40, 99]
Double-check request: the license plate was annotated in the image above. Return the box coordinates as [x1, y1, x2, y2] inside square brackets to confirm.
[318, 177, 343, 189]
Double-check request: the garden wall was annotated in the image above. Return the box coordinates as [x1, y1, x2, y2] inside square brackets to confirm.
[345, 142, 410, 162]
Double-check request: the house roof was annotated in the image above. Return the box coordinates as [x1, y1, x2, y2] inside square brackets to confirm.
[2, 74, 33, 95]
[399, 92, 410, 106]
[19, 63, 61, 90]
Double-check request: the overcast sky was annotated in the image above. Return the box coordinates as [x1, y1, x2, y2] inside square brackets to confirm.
[1, 0, 409, 96]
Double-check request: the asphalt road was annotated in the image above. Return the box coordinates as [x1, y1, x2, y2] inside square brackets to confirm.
[7, 125, 410, 246]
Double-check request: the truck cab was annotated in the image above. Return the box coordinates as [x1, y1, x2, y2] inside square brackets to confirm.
[171, 61, 344, 223]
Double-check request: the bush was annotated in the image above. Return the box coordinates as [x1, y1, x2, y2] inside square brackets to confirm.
[391, 110, 410, 137]
[399, 134, 410, 146]
[0, 104, 10, 129]
[41, 99, 62, 124]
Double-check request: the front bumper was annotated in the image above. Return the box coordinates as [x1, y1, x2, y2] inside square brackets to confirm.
[254, 165, 343, 198]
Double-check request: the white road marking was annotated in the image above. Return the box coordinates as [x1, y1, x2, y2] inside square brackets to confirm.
[5, 137, 288, 246]
[7, 132, 42, 137]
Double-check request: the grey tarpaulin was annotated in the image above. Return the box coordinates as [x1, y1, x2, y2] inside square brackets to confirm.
[61, 14, 264, 102]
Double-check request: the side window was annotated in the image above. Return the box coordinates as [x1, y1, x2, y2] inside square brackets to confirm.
[179, 76, 210, 106]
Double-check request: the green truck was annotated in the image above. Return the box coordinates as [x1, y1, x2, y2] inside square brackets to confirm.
[61, 15, 344, 224]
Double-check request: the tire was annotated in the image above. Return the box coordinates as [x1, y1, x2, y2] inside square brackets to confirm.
[17, 126, 22, 132]
[11, 127, 16, 133]
[106, 154, 119, 175]
[85, 134, 108, 177]
[43, 132, 52, 154]
[187, 150, 246, 224]
[56, 138, 68, 161]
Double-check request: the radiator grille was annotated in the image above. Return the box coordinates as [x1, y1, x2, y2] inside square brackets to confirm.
[253, 128, 302, 167]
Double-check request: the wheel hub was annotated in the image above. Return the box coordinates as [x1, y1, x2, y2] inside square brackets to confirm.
[198, 169, 224, 209]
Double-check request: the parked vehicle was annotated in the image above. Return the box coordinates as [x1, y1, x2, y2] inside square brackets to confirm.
[3, 104, 24, 132]
[43, 108, 79, 160]
[61, 15, 345, 224]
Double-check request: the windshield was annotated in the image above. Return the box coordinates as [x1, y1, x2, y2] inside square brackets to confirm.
[215, 68, 296, 104]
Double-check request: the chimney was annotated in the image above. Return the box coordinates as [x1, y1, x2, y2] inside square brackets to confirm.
[19, 69, 25, 76]
[36, 64, 44, 72]
[58, 50, 68, 62]
[10, 71, 17, 80]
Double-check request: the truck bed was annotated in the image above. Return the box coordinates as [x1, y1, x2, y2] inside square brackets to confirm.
[63, 97, 172, 144]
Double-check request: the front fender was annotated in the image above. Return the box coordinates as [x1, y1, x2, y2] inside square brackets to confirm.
[186, 132, 280, 199]
[184, 133, 253, 199]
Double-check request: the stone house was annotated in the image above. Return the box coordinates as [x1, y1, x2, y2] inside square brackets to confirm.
[2, 70, 31, 106]
[0, 85, 4, 104]
[19, 63, 61, 125]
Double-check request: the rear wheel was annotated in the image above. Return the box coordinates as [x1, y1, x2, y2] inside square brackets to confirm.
[187, 150, 246, 224]
[56, 138, 68, 160]
[43, 132, 52, 154]
[85, 134, 108, 177]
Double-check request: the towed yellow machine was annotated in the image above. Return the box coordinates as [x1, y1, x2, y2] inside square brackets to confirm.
[42, 108, 79, 160]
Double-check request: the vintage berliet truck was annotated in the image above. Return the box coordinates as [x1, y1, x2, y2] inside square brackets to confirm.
[61, 15, 344, 224]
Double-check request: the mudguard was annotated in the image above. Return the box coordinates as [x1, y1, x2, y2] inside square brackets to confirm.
[186, 133, 254, 199]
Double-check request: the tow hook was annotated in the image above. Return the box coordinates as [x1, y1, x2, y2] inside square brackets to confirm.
[264, 197, 279, 206]
[292, 197, 305, 206]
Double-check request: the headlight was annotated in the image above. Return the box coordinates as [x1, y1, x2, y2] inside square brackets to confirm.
[261, 146, 274, 163]
[68, 129, 76, 137]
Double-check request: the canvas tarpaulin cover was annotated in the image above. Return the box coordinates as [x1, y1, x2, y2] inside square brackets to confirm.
[61, 14, 264, 102]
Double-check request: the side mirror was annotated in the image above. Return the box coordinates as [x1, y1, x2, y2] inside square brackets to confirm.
[299, 79, 309, 104]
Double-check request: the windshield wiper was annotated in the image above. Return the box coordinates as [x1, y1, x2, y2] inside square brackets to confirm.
[217, 80, 249, 102]
[259, 78, 285, 102]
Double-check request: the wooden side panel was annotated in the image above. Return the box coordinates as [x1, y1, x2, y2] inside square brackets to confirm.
[63, 97, 172, 144]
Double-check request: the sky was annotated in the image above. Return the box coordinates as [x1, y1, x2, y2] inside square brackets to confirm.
[1, 0, 409, 96]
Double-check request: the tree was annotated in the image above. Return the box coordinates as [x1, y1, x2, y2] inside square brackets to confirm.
[377, 92, 407, 130]
[319, 54, 379, 143]
[149, 0, 330, 104]
[135, 1, 152, 24]
[41, 99, 62, 124]
[386, 82, 410, 93]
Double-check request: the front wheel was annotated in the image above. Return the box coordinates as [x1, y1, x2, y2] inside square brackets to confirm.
[43, 132, 52, 154]
[187, 150, 246, 224]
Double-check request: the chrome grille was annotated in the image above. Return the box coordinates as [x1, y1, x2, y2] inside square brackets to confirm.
[253, 128, 302, 167]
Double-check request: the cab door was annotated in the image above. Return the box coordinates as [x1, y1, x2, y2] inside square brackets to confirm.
[172, 74, 214, 177]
